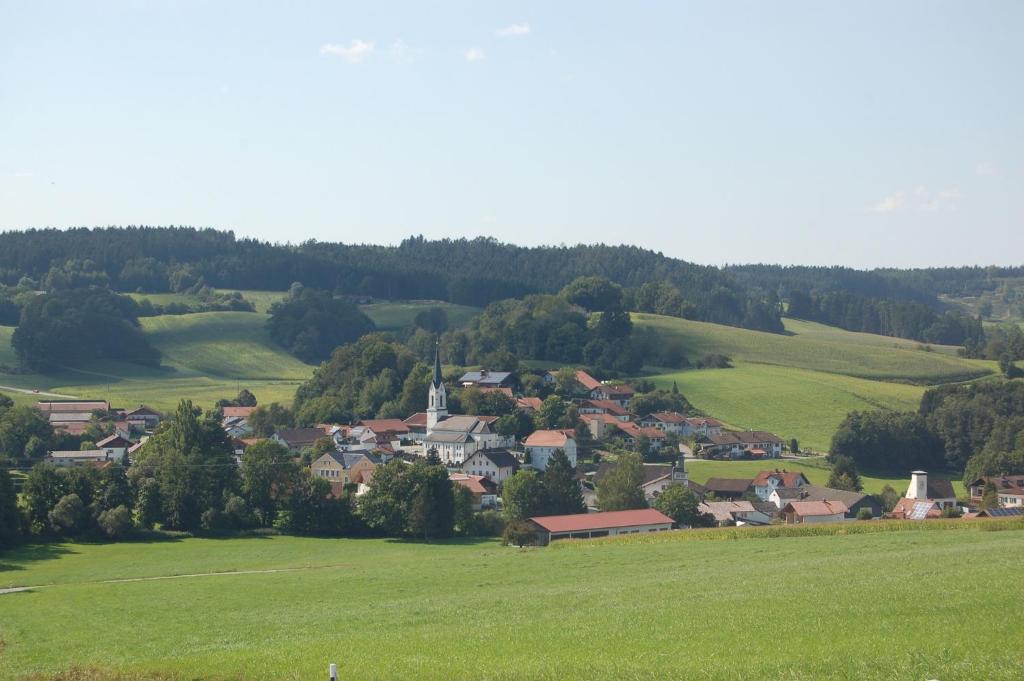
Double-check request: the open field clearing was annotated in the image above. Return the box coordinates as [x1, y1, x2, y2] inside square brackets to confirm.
[634, 313, 994, 384]
[0, 314, 311, 411]
[648, 362, 924, 451]
[1, 527, 1022, 680]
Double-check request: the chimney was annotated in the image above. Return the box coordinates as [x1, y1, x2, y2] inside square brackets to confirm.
[908, 471, 928, 500]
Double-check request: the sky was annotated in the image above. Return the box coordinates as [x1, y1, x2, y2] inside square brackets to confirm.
[1, 1, 1022, 269]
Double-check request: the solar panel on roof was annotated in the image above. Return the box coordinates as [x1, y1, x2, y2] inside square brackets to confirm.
[908, 502, 931, 520]
[986, 507, 1022, 517]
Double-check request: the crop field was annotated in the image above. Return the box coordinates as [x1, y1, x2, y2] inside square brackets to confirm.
[682, 456, 959, 496]
[0, 314, 312, 412]
[1, 527, 1022, 680]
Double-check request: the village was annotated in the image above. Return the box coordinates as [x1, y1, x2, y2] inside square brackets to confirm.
[36, 347, 1023, 546]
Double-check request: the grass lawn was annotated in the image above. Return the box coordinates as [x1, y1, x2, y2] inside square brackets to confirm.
[0, 314, 312, 412]
[634, 313, 994, 384]
[1, 529, 1022, 680]
[682, 456, 960, 496]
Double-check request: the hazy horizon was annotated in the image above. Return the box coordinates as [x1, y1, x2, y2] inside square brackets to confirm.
[2, 1, 1022, 268]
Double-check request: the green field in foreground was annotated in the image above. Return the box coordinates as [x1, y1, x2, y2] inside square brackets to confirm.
[0, 313, 312, 412]
[1, 529, 1022, 680]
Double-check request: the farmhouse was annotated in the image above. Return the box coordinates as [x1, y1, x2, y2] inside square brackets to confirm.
[682, 417, 724, 438]
[698, 501, 771, 526]
[124, 405, 161, 429]
[769, 485, 882, 518]
[702, 477, 754, 500]
[356, 419, 411, 440]
[751, 470, 809, 501]
[589, 383, 635, 408]
[272, 427, 327, 452]
[578, 399, 631, 421]
[310, 451, 381, 485]
[780, 500, 849, 524]
[573, 370, 602, 393]
[95, 434, 132, 463]
[966, 475, 1024, 508]
[35, 400, 111, 436]
[461, 448, 520, 484]
[609, 422, 667, 451]
[529, 508, 674, 545]
[523, 430, 577, 470]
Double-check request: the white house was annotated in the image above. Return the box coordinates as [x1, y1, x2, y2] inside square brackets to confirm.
[637, 412, 688, 434]
[751, 470, 809, 501]
[95, 434, 132, 463]
[523, 430, 577, 471]
[461, 449, 520, 484]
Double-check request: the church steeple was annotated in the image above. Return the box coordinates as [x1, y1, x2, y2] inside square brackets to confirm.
[427, 340, 447, 431]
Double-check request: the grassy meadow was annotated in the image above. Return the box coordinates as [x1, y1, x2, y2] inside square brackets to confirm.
[634, 314, 1000, 451]
[359, 300, 482, 330]
[1, 528, 1022, 680]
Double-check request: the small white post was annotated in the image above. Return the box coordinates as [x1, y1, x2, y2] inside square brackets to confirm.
[329, 663, 338, 680]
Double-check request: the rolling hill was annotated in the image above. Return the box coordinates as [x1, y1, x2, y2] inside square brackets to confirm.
[633, 314, 999, 450]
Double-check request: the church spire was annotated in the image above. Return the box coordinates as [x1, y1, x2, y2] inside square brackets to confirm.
[432, 340, 443, 388]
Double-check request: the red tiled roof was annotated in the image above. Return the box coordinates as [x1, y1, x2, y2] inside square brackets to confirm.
[96, 434, 132, 448]
[404, 412, 428, 427]
[752, 470, 808, 488]
[525, 430, 573, 447]
[530, 509, 673, 533]
[595, 384, 635, 396]
[450, 473, 497, 496]
[35, 400, 109, 414]
[615, 422, 665, 439]
[647, 411, 687, 423]
[583, 399, 630, 416]
[223, 406, 257, 418]
[357, 419, 410, 435]
[575, 370, 602, 391]
[580, 412, 621, 425]
[516, 397, 543, 411]
[782, 500, 848, 517]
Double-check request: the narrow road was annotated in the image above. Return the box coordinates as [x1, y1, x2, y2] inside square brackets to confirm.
[0, 384, 78, 399]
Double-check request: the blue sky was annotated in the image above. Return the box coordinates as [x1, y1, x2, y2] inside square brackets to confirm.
[1, 1, 1021, 268]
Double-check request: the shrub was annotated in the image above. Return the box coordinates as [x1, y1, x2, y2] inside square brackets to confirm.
[502, 519, 538, 547]
[224, 495, 256, 529]
[97, 505, 133, 539]
[465, 510, 505, 537]
[48, 494, 86, 535]
[856, 507, 873, 521]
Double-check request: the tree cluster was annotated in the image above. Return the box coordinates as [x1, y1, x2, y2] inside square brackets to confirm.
[267, 283, 376, 363]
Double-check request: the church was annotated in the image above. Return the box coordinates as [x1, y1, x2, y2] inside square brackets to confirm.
[412, 346, 514, 465]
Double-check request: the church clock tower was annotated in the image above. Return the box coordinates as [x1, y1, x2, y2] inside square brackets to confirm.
[427, 342, 448, 431]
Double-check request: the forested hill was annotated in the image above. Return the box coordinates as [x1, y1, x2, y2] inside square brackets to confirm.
[0, 228, 781, 332]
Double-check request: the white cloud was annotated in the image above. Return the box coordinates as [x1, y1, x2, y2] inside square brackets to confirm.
[320, 40, 375, 64]
[496, 23, 530, 38]
[464, 47, 485, 62]
[866, 186, 962, 213]
[13, 171, 35, 178]
[866, 192, 905, 214]
[975, 160, 997, 177]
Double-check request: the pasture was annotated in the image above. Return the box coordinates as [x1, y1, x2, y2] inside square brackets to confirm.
[359, 300, 482, 330]
[1, 527, 1022, 680]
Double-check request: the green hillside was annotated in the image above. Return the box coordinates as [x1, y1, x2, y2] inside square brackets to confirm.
[634, 314, 999, 451]
[0, 313, 311, 411]
[359, 300, 482, 330]
[2, 528, 1022, 680]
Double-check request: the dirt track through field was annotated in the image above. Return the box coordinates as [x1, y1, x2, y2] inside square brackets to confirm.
[0, 563, 351, 594]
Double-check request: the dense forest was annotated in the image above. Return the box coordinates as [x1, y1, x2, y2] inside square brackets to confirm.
[830, 380, 1024, 481]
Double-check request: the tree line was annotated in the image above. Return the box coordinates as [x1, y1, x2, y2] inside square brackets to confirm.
[829, 380, 1024, 483]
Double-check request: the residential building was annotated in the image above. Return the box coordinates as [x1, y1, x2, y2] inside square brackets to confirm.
[515, 396, 543, 413]
[523, 430, 577, 470]
[681, 417, 724, 438]
[124, 405, 161, 430]
[638, 412, 688, 434]
[529, 509, 674, 545]
[450, 473, 499, 510]
[696, 430, 785, 459]
[594, 461, 705, 502]
[310, 451, 381, 485]
[95, 434, 132, 463]
[891, 470, 958, 517]
[610, 422, 667, 451]
[461, 449, 520, 484]
[579, 399, 631, 421]
[698, 501, 771, 526]
[589, 383, 635, 408]
[574, 370, 602, 394]
[966, 475, 1024, 508]
[457, 370, 516, 389]
[751, 470, 809, 501]
[780, 500, 849, 524]
[425, 416, 510, 465]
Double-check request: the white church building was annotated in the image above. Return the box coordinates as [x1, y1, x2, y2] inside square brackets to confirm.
[422, 346, 513, 465]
